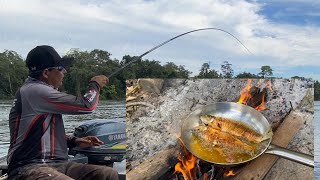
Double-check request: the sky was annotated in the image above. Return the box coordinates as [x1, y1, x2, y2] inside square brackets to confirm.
[0, 0, 319, 80]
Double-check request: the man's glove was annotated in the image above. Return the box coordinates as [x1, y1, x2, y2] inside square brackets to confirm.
[90, 75, 109, 89]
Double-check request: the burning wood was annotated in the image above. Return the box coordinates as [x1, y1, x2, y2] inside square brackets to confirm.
[174, 151, 197, 180]
[237, 79, 268, 111]
[174, 142, 240, 180]
[174, 138, 197, 180]
[255, 93, 266, 112]
[126, 78, 313, 180]
[237, 79, 253, 105]
[174, 79, 270, 179]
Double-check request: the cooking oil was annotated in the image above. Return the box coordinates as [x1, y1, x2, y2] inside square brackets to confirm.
[189, 135, 256, 164]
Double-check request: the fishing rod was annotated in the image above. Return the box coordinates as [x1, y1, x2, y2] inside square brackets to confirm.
[107, 27, 252, 78]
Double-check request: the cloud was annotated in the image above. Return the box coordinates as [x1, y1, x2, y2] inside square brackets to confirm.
[0, 0, 319, 79]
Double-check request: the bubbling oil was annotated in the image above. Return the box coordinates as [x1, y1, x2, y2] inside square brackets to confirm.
[189, 135, 257, 164]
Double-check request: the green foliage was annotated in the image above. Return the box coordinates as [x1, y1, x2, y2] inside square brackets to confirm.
[0, 50, 28, 99]
[63, 48, 114, 97]
[196, 63, 219, 78]
[0, 49, 193, 100]
[221, 61, 234, 78]
[291, 76, 302, 79]
[315, 81, 320, 101]
[163, 62, 191, 78]
[101, 84, 117, 100]
[258, 65, 273, 78]
[1, 48, 318, 100]
[236, 72, 259, 78]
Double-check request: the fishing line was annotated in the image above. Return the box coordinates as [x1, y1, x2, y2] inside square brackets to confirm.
[108, 27, 252, 78]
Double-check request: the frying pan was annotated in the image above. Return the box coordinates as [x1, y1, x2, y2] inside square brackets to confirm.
[181, 102, 314, 167]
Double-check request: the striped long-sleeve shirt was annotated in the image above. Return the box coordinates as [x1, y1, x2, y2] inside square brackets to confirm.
[7, 77, 101, 174]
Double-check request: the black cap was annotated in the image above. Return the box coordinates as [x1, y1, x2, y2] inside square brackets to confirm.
[26, 45, 74, 72]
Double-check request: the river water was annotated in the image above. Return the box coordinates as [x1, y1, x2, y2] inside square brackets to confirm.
[0, 100, 125, 157]
[315, 101, 320, 179]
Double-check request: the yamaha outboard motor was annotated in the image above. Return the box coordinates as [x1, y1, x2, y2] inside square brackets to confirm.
[69, 118, 126, 179]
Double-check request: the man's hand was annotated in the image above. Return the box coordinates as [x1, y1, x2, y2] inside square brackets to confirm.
[91, 75, 109, 89]
[75, 136, 104, 148]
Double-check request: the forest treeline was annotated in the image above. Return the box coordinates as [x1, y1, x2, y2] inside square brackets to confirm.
[0, 49, 319, 100]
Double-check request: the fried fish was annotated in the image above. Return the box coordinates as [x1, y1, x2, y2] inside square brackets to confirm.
[192, 125, 256, 155]
[200, 115, 271, 143]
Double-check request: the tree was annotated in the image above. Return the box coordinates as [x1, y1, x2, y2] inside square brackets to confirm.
[90, 49, 112, 63]
[236, 72, 258, 78]
[176, 65, 191, 78]
[221, 61, 234, 78]
[196, 63, 219, 78]
[291, 76, 302, 79]
[199, 63, 210, 75]
[315, 80, 320, 101]
[258, 65, 273, 78]
[102, 84, 117, 100]
[119, 56, 165, 78]
[0, 50, 28, 98]
[63, 49, 123, 99]
[163, 62, 191, 78]
[135, 59, 164, 78]
[0, 48, 194, 100]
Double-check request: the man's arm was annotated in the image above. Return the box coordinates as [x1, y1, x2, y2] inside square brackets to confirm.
[25, 81, 101, 115]
[65, 134, 104, 148]
[66, 135, 77, 148]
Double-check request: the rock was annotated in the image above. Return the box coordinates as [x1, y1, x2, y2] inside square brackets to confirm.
[299, 88, 314, 112]
[138, 79, 164, 94]
[126, 79, 312, 169]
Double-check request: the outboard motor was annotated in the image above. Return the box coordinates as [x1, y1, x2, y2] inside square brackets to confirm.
[70, 118, 126, 164]
[69, 118, 126, 179]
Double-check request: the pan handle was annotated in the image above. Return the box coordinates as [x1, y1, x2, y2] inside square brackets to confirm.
[264, 144, 314, 167]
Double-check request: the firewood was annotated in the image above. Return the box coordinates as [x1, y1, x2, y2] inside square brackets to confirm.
[127, 147, 179, 180]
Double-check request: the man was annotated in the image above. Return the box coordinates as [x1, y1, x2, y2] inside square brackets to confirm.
[7, 45, 118, 180]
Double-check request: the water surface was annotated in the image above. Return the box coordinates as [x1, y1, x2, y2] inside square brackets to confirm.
[314, 101, 320, 179]
[0, 100, 125, 157]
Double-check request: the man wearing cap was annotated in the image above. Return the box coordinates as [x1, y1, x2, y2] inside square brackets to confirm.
[7, 45, 118, 179]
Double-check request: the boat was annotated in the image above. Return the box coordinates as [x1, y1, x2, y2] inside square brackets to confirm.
[0, 118, 126, 180]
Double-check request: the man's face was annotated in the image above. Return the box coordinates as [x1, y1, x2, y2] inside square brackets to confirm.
[43, 66, 67, 89]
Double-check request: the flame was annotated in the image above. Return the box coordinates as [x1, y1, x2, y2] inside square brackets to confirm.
[237, 79, 252, 105]
[255, 93, 266, 111]
[174, 137, 197, 180]
[238, 79, 267, 112]
[224, 170, 236, 177]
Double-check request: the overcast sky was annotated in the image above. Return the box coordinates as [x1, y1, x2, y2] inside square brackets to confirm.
[0, 0, 319, 80]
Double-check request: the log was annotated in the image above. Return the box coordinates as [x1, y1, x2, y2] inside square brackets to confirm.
[234, 110, 307, 180]
[126, 111, 307, 180]
[127, 147, 179, 180]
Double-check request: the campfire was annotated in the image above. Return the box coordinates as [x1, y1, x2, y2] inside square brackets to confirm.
[237, 79, 270, 111]
[173, 139, 241, 180]
[126, 78, 314, 180]
[173, 79, 270, 180]
[174, 137, 197, 180]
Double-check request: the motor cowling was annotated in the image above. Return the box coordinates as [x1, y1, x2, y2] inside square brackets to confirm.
[70, 118, 126, 164]
[74, 118, 126, 146]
